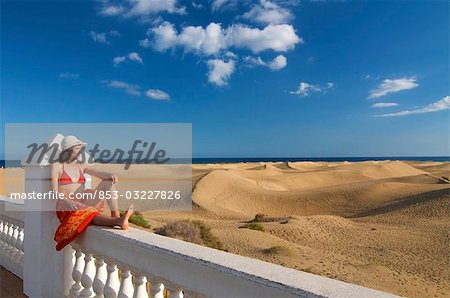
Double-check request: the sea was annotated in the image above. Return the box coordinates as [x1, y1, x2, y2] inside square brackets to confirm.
[1, 156, 449, 168]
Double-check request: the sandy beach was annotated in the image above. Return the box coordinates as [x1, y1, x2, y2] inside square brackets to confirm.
[2, 160, 449, 297]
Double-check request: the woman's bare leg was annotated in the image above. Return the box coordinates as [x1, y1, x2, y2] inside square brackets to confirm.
[91, 214, 120, 227]
[91, 204, 134, 230]
[86, 178, 120, 218]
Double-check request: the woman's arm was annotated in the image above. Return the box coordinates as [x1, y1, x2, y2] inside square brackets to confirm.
[50, 162, 60, 192]
[83, 163, 118, 183]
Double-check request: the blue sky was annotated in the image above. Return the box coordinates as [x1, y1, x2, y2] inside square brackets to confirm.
[1, 0, 449, 158]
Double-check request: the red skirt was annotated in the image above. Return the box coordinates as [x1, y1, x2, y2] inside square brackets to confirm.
[54, 191, 105, 251]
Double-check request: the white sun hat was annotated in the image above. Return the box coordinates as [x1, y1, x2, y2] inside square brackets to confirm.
[61, 135, 87, 151]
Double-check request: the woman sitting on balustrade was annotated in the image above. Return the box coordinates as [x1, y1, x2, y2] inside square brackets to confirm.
[51, 135, 134, 251]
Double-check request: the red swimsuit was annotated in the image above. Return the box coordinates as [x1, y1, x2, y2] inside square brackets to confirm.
[58, 163, 86, 185]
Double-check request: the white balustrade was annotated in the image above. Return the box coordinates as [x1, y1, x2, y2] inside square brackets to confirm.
[0, 197, 25, 278]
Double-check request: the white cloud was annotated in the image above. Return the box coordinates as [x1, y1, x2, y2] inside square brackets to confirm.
[109, 30, 121, 37]
[113, 56, 126, 66]
[148, 15, 165, 26]
[128, 52, 143, 63]
[103, 80, 141, 96]
[127, 0, 186, 16]
[290, 82, 321, 97]
[375, 96, 450, 117]
[371, 102, 398, 108]
[207, 59, 236, 86]
[192, 2, 203, 9]
[243, 54, 287, 71]
[368, 76, 418, 99]
[364, 74, 380, 80]
[146, 89, 170, 100]
[146, 21, 302, 55]
[139, 38, 151, 48]
[149, 22, 228, 55]
[149, 22, 179, 51]
[58, 72, 79, 79]
[113, 53, 143, 66]
[100, 5, 124, 16]
[268, 54, 287, 70]
[102, 80, 171, 100]
[243, 56, 266, 67]
[225, 51, 238, 59]
[89, 30, 120, 44]
[242, 0, 294, 25]
[289, 81, 334, 97]
[228, 23, 302, 53]
[211, 0, 238, 12]
[100, 0, 185, 18]
[89, 31, 108, 43]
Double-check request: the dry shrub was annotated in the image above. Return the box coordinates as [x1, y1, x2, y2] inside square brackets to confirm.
[155, 219, 226, 251]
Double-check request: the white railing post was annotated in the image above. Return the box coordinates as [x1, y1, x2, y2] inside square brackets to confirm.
[151, 282, 165, 298]
[104, 259, 120, 298]
[132, 273, 148, 298]
[23, 164, 74, 297]
[71, 246, 85, 296]
[80, 250, 96, 297]
[92, 255, 108, 298]
[118, 267, 134, 298]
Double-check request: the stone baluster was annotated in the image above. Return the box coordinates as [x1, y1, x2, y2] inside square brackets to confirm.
[2, 221, 11, 251]
[7, 221, 17, 261]
[0, 217, 5, 263]
[13, 224, 24, 261]
[17, 225, 24, 264]
[0, 216, 4, 244]
[118, 266, 134, 298]
[70, 247, 85, 297]
[166, 286, 184, 298]
[132, 273, 148, 298]
[151, 282, 165, 298]
[104, 259, 120, 298]
[93, 256, 108, 298]
[9, 223, 20, 261]
[80, 250, 96, 297]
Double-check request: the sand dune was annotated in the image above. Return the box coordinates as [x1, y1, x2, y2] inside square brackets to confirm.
[150, 160, 450, 297]
[220, 160, 428, 191]
[405, 161, 450, 178]
[191, 162, 444, 219]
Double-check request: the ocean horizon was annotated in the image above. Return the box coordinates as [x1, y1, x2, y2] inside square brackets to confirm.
[2, 156, 449, 168]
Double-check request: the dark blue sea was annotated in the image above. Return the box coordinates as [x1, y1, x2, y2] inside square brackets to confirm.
[1, 156, 449, 168]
